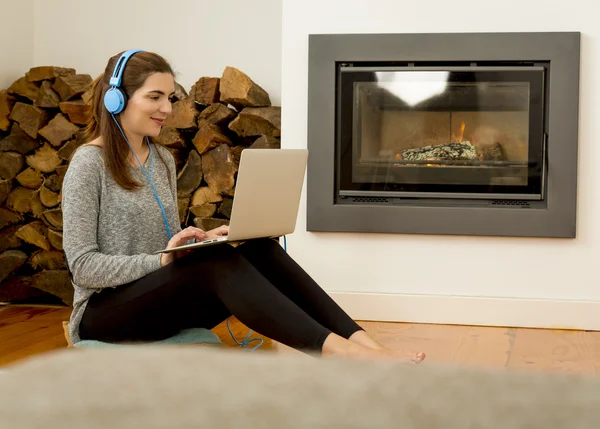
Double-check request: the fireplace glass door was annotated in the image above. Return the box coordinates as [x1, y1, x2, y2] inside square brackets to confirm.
[337, 65, 546, 200]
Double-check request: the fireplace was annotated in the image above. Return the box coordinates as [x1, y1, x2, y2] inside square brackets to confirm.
[307, 33, 580, 238]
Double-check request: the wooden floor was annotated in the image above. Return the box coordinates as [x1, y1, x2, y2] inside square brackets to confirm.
[1, 304, 599, 374]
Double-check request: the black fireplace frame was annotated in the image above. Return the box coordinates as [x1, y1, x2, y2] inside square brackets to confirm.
[307, 32, 580, 238]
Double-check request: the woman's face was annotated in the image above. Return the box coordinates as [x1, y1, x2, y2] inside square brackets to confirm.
[120, 72, 175, 138]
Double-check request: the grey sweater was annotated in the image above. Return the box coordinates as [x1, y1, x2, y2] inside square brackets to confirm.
[62, 144, 181, 344]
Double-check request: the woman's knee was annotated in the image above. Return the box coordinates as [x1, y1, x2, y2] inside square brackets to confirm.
[240, 237, 281, 252]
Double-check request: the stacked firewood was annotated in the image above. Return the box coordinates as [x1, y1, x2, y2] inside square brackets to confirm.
[0, 66, 280, 305]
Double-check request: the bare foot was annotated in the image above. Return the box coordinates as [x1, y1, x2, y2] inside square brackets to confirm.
[348, 330, 385, 349]
[348, 330, 426, 363]
[323, 334, 426, 363]
[353, 345, 426, 364]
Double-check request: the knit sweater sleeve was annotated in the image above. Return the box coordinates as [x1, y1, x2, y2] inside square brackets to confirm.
[62, 148, 162, 289]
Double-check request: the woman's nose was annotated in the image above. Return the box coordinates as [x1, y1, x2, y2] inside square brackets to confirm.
[160, 99, 172, 115]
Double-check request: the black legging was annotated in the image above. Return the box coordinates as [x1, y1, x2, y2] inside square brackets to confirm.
[79, 238, 363, 352]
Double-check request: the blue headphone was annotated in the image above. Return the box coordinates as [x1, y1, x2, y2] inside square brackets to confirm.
[103, 49, 144, 114]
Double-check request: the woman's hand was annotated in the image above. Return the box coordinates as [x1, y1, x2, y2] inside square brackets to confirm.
[160, 226, 208, 267]
[206, 225, 229, 240]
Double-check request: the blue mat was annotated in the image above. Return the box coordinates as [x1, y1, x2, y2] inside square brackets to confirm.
[74, 328, 222, 348]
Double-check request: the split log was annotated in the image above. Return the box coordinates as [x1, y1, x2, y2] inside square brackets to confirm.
[0, 225, 23, 253]
[26, 143, 62, 173]
[34, 81, 61, 108]
[57, 136, 84, 160]
[0, 123, 41, 154]
[220, 66, 271, 108]
[250, 135, 280, 149]
[52, 74, 93, 101]
[193, 217, 229, 231]
[400, 142, 478, 161]
[0, 207, 23, 229]
[0, 90, 15, 132]
[192, 123, 232, 154]
[218, 198, 234, 219]
[197, 103, 236, 126]
[223, 187, 236, 197]
[8, 76, 40, 102]
[15, 167, 44, 189]
[231, 146, 244, 166]
[42, 208, 63, 231]
[0, 151, 24, 180]
[228, 107, 281, 137]
[164, 147, 188, 173]
[26, 66, 76, 82]
[201, 145, 238, 194]
[191, 186, 223, 206]
[177, 196, 190, 224]
[8, 102, 49, 138]
[44, 173, 61, 192]
[0, 179, 12, 204]
[176, 149, 203, 196]
[34, 190, 49, 217]
[81, 88, 93, 104]
[173, 83, 188, 102]
[6, 187, 43, 216]
[48, 229, 63, 250]
[59, 100, 89, 125]
[40, 185, 59, 207]
[0, 250, 28, 283]
[0, 275, 46, 302]
[191, 77, 221, 105]
[157, 127, 186, 148]
[38, 114, 79, 147]
[30, 270, 73, 305]
[16, 221, 51, 250]
[56, 165, 68, 186]
[189, 204, 217, 218]
[164, 97, 199, 129]
[29, 250, 66, 270]
[479, 142, 507, 161]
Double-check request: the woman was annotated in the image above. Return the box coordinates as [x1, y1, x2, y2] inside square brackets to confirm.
[62, 49, 425, 362]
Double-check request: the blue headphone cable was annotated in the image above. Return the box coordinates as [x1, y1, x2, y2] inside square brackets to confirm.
[111, 114, 172, 240]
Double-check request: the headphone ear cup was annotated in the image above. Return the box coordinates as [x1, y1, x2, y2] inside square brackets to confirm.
[104, 87, 127, 114]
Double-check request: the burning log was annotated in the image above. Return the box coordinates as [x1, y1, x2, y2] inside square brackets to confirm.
[479, 142, 507, 161]
[400, 142, 478, 161]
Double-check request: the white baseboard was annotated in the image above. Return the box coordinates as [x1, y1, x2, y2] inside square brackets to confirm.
[329, 292, 600, 331]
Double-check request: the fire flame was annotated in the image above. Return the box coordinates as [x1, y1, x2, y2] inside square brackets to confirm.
[451, 121, 466, 143]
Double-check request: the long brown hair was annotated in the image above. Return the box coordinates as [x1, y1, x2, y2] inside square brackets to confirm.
[82, 51, 174, 190]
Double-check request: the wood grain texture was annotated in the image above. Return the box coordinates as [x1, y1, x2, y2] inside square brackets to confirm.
[1, 305, 599, 375]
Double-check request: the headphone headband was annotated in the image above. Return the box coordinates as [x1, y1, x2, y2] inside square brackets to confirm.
[109, 49, 144, 88]
[104, 49, 144, 114]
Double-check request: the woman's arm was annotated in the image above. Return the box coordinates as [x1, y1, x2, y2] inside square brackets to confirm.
[62, 149, 162, 289]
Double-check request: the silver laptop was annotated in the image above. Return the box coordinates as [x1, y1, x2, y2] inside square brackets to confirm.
[156, 148, 308, 254]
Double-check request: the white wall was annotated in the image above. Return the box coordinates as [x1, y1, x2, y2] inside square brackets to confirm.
[0, 0, 34, 88]
[282, 0, 600, 329]
[29, 0, 281, 102]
